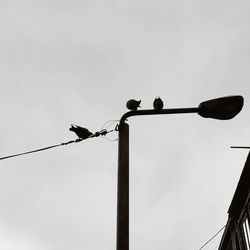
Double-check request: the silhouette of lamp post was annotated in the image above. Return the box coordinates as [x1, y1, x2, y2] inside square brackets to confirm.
[116, 95, 244, 250]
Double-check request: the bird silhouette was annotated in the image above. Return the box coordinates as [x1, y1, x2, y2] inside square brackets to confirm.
[153, 96, 164, 110]
[126, 99, 141, 111]
[69, 125, 93, 140]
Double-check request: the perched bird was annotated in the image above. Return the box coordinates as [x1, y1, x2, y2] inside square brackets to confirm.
[126, 99, 141, 111]
[69, 124, 93, 140]
[153, 96, 164, 110]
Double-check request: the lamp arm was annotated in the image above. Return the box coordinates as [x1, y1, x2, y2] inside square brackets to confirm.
[119, 107, 199, 124]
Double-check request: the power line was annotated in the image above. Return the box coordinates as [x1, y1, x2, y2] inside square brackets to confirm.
[198, 225, 226, 250]
[0, 128, 116, 161]
[0, 143, 64, 161]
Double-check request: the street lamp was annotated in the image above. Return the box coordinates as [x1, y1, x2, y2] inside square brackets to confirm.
[116, 95, 244, 250]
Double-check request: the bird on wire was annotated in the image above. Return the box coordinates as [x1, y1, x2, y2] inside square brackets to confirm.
[153, 96, 164, 110]
[126, 99, 141, 111]
[69, 124, 93, 140]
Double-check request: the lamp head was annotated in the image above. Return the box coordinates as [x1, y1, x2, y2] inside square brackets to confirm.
[198, 95, 244, 120]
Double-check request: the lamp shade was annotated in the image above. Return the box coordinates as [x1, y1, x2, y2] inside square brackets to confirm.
[198, 95, 244, 120]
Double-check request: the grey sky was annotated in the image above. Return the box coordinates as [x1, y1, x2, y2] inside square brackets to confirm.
[0, 0, 250, 249]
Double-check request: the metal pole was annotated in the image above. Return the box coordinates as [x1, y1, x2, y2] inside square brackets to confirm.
[114, 98, 243, 249]
[116, 108, 198, 250]
[117, 122, 129, 250]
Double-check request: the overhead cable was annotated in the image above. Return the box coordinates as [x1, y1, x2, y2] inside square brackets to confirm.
[0, 128, 116, 161]
[198, 225, 226, 250]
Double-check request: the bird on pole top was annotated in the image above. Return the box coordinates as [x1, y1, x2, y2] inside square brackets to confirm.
[153, 96, 164, 110]
[126, 99, 141, 111]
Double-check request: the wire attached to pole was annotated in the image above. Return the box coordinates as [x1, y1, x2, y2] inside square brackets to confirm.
[0, 128, 116, 161]
[0, 143, 64, 161]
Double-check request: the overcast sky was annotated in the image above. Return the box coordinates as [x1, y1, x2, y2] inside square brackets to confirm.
[0, 0, 250, 249]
